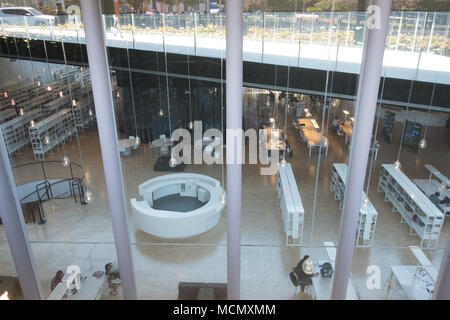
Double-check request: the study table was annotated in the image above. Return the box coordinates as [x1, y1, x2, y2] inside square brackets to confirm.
[48, 259, 109, 300]
[388, 265, 435, 300]
[296, 118, 328, 157]
[310, 242, 358, 300]
[118, 138, 138, 156]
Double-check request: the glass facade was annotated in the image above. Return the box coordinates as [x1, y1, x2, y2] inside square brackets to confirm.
[0, 0, 449, 300]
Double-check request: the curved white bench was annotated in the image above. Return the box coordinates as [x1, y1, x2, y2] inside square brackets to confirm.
[130, 173, 225, 239]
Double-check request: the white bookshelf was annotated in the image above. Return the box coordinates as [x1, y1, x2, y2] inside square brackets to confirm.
[29, 109, 77, 160]
[276, 162, 304, 246]
[41, 96, 71, 117]
[20, 91, 56, 113]
[73, 94, 96, 130]
[378, 164, 444, 249]
[0, 109, 43, 155]
[0, 108, 17, 124]
[331, 163, 378, 247]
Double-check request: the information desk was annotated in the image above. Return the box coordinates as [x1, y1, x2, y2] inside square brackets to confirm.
[130, 173, 225, 239]
[378, 164, 444, 249]
[296, 118, 328, 157]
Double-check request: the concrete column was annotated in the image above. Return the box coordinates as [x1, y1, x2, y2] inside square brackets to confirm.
[226, 0, 243, 300]
[433, 235, 450, 300]
[0, 137, 43, 299]
[331, 0, 392, 300]
[80, 0, 137, 300]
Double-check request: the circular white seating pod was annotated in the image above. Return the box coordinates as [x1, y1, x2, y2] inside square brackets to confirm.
[130, 173, 225, 239]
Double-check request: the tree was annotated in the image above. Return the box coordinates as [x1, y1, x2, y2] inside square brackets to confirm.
[307, 0, 356, 12]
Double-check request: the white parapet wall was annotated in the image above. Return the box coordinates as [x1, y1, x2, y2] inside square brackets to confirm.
[130, 173, 225, 239]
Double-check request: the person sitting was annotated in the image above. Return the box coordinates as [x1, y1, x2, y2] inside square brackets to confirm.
[429, 192, 441, 206]
[440, 196, 450, 205]
[50, 270, 64, 292]
[331, 117, 339, 132]
[290, 255, 314, 293]
[105, 263, 121, 295]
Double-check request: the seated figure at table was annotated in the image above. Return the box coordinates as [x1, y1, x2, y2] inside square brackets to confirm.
[441, 196, 450, 205]
[289, 255, 314, 293]
[50, 270, 64, 292]
[429, 192, 441, 206]
[105, 263, 121, 295]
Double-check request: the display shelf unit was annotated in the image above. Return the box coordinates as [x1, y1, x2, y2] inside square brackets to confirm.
[331, 163, 378, 247]
[0, 109, 43, 155]
[276, 162, 304, 246]
[29, 109, 77, 160]
[0, 108, 17, 124]
[41, 96, 71, 117]
[0, 81, 36, 102]
[378, 164, 444, 249]
[73, 95, 96, 130]
[0, 90, 31, 110]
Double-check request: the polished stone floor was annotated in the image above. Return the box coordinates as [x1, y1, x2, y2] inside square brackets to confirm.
[0, 100, 449, 300]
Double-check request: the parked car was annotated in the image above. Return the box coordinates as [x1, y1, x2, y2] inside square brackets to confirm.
[0, 7, 56, 26]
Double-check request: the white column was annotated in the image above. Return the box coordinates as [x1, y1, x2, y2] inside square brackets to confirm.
[226, 0, 243, 300]
[331, 0, 392, 300]
[80, 0, 137, 300]
[0, 137, 43, 299]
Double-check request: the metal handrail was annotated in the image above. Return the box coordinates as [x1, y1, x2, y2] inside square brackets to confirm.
[14, 160, 86, 204]
[12, 160, 85, 182]
[19, 176, 85, 203]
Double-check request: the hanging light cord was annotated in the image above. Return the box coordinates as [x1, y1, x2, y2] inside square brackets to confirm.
[364, 17, 398, 195]
[396, 12, 428, 162]
[324, 12, 342, 137]
[126, 47, 138, 138]
[62, 40, 86, 174]
[162, 12, 172, 135]
[310, 0, 336, 248]
[187, 54, 192, 125]
[423, 19, 448, 141]
[220, 9, 225, 189]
